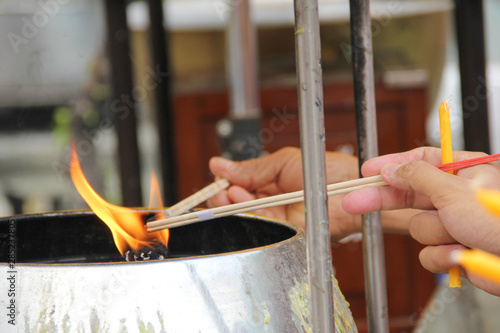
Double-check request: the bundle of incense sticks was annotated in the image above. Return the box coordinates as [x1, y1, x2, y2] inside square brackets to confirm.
[146, 153, 500, 232]
[162, 178, 229, 218]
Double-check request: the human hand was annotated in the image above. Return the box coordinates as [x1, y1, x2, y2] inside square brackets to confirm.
[342, 147, 500, 295]
[207, 147, 360, 239]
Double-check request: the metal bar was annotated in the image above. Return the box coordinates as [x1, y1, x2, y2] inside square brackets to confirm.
[454, 0, 490, 153]
[147, 0, 178, 205]
[104, 0, 143, 207]
[293, 0, 334, 331]
[349, 0, 389, 332]
[219, 0, 261, 161]
[226, 0, 260, 119]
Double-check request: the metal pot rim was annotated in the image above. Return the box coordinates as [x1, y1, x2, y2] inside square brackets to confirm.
[2, 209, 305, 267]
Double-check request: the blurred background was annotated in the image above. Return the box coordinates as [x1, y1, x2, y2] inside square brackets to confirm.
[4, 0, 500, 216]
[1, 1, 499, 330]
[0, 0, 471, 215]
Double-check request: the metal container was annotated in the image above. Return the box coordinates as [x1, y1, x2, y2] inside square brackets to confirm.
[0, 210, 356, 332]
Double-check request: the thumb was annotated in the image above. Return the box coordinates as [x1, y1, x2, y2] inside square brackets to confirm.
[209, 156, 242, 180]
[209, 150, 297, 191]
[380, 160, 460, 204]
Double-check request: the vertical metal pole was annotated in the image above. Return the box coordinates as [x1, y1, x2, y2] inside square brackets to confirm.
[147, 0, 178, 205]
[226, 0, 260, 119]
[105, 0, 143, 207]
[218, 0, 261, 161]
[454, 0, 490, 153]
[294, 0, 334, 331]
[349, 0, 389, 332]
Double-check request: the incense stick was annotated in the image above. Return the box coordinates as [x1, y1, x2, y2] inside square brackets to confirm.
[147, 175, 386, 232]
[147, 153, 500, 232]
[152, 181, 389, 230]
[161, 179, 229, 218]
[436, 153, 500, 172]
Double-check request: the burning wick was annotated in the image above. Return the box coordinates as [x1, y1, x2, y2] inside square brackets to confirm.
[70, 144, 170, 261]
[125, 242, 169, 261]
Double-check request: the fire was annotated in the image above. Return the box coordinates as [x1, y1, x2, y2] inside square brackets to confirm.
[70, 146, 169, 255]
[148, 171, 167, 221]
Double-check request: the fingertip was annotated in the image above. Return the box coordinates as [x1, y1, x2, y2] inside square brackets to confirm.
[208, 156, 220, 169]
[341, 191, 358, 214]
[360, 161, 373, 177]
[342, 187, 382, 215]
[208, 191, 232, 207]
[360, 155, 398, 177]
[209, 156, 233, 171]
[380, 164, 402, 182]
[419, 244, 467, 274]
[227, 185, 256, 203]
[209, 156, 241, 181]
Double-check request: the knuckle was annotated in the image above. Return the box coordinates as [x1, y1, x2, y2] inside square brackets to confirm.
[399, 160, 425, 178]
[227, 160, 244, 176]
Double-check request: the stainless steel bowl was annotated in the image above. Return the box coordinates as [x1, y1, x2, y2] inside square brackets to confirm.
[0, 210, 356, 332]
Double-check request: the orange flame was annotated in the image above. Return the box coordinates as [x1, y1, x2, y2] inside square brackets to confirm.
[148, 171, 167, 220]
[70, 145, 169, 255]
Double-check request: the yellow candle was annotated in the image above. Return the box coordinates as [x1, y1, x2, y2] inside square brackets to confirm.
[439, 101, 454, 167]
[439, 100, 461, 287]
[476, 189, 500, 217]
[453, 249, 500, 286]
